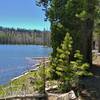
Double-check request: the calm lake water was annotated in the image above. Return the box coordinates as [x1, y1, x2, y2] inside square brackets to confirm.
[0, 45, 52, 85]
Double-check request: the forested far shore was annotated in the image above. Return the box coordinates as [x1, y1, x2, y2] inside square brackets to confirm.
[0, 26, 51, 45]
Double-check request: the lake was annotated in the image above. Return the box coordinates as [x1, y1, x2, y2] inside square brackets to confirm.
[0, 45, 52, 85]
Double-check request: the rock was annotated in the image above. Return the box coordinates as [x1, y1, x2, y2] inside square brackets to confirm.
[48, 90, 77, 100]
[68, 90, 77, 100]
[57, 93, 69, 100]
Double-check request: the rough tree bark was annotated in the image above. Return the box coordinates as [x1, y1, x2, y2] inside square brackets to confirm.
[81, 0, 95, 65]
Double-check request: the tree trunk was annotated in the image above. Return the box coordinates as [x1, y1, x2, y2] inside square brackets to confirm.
[80, 0, 95, 65]
[98, 35, 100, 52]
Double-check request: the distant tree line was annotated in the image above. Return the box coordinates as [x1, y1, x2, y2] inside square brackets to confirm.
[0, 26, 51, 45]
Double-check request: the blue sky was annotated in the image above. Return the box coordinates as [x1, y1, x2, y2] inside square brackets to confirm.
[0, 0, 50, 30]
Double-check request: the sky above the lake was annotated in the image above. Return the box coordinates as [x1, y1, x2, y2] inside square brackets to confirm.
[0, 0, 50, 30]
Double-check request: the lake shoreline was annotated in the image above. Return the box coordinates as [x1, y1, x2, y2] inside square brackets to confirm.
[0, 45, 52, 85]
[10, 57, 49, 82]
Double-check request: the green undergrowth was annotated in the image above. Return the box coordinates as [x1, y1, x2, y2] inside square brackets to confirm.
[11, 71, 36, 85]
[0, 71, 36, 97]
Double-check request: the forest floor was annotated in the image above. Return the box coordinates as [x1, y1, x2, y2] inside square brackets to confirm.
[79, 54, 100, 100]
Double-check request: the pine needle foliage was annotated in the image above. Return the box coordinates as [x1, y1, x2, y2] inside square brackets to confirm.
[50, 33, 92, 92]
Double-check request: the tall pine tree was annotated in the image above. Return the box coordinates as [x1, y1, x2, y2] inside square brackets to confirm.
[36, 0, 96, 65]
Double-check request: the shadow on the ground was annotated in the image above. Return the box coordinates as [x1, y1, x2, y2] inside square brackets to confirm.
[79, 65, 100, 100]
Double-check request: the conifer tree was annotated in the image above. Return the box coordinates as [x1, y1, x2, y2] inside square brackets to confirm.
[36, 0, 96, 65]
[50, 33, 91, 92]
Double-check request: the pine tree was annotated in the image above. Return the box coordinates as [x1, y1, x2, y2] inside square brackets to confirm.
[50, 33, 92, 92]
[36, 0, 96, 65]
